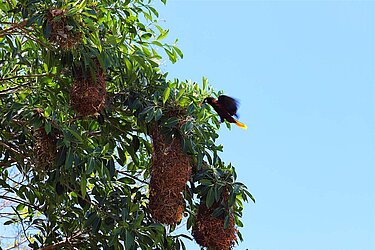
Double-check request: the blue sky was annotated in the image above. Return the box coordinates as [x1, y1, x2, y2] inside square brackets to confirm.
[158, 1, 374, 249]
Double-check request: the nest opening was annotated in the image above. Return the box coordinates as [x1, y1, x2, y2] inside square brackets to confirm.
[148, 126, 192, 225]
[70, 62, 106, 116]
[46, 8, 82, 50]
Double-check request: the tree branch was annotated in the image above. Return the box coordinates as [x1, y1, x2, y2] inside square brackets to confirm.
[17, 31, 51, 49]
[0, 141, 29, 159]
[12, 206, 33, 246]
[117, 170, 149, 185]
[0, 73, 54, 82]
[5, 237, 28, 250]
[0, 82, 33, 94]
[0, 19, 27, 37]
[0, 195, 42, 211]
[38, 231, 84, 250]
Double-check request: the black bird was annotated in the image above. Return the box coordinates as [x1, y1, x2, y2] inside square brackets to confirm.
[203, 95, 247, 129]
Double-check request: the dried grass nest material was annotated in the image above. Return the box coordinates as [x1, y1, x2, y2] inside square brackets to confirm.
[45, 8, 82, 49]
[148, 127, 192, 225]
[70, 64, 106, 116]
[192, 199, 237, 250]
[33, 127, 57, 171]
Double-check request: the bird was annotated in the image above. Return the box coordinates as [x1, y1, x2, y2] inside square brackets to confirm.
[203, 95, 247, 129]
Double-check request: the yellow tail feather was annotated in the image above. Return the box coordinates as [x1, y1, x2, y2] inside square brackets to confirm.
[235, 120, 247, 129]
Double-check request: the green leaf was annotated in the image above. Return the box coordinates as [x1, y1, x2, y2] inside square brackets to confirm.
[117, 147, 127, 166]
[101, 143, 110, 154]
[214, 185, 222, 201]
[125, 231, 134, 249]
[67, 127, 83, 143]
[182, 138, 194, 153]
[87, 157, 96, 174]
[162, 87, 171, 104]
[202, 76, 208, 90]
[141, 32, 152, 40]
[181, 121, 193, 134]
[157, 29, 169, 40]
[205, 188, 215, 208]
[236, 219, 244, 227]
[81, 174, 87, 198]
[148, 6, 159, 17]
[173, 46, 183, 59]
[118, 177, 136, 185]
[176, 88, 186, 101]
[140, 106, 153, 115]
[164, 117, 179, 127]
[43, 23, 52, 39]
[224, 214, 230, 229]
[197, 151, 203, 169]
[92, 217, 101, 234]
[186, 215, 193, 230]
[164, 48, 176, 63]
[16, 204, 25, 211]
[132, 136, 140, 152]
[212, 207, 224, 218]
[155, 108, 163, 121]
[84, 212, 98, 228]
[4, 219, 17, 225]
[151, 40, 163, 47]
[65, 148, 73, 169]
[145, 109, 155, 123]
[245, 189, 256, 203]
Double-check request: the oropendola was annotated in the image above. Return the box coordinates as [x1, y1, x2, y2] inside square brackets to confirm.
[203, 95, 247, 129]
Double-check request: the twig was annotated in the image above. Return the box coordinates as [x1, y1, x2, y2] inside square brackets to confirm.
[0, 195, 42, 211]
[0, 73, 54, 82]
[117, 170, 149, 185]
[5, 237, 28, 250]
[6, 173, 27, 186]
[0, 141, 28, 159]
[0, 82, 32, 94]
[0, 21, 20, 25]
[18, 31, 51, 49]
[0, 19, 27, 37]
[12, 206, 33, 246]
[38, 231, 84, 250]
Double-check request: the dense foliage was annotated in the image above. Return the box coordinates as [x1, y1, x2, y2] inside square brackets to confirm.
[0, 0, 254, 249]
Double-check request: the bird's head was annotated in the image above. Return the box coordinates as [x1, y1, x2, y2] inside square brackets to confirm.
[202, 96, 215, 105]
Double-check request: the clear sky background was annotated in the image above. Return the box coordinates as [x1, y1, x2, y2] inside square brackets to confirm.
[157, 1, 374, 250]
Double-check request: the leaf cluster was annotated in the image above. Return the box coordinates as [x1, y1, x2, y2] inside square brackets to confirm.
[0, 0, 254, 249]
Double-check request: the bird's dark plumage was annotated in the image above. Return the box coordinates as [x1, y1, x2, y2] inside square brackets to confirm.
[218, 95, 239, 117]
[203, 95, 247, 129]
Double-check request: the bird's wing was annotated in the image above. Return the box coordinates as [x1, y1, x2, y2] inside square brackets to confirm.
[218, 95, 239, 117]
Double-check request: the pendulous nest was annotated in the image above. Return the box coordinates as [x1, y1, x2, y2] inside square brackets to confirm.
[33, 127, 57, 171]
[148, 126, 192, 225]
[70, 62, 106, 116]
[192, 194, 237, 250]
[45, 8, 82, 50]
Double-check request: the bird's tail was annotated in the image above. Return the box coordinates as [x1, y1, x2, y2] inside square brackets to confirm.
[234, 119, 247, 129]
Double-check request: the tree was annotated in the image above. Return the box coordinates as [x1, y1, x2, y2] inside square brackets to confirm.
[0, 0, 254, 249]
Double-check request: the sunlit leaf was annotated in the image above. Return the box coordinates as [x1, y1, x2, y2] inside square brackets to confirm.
[162, 87, 171, 104]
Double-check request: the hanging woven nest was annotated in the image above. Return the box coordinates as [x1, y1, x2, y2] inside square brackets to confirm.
[45, 8, 82, 50]
[70, 62, 106, 116]
[192, 194, 237, 250]
[33, 127, 57, 171]
[148, 125, 192, 225]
